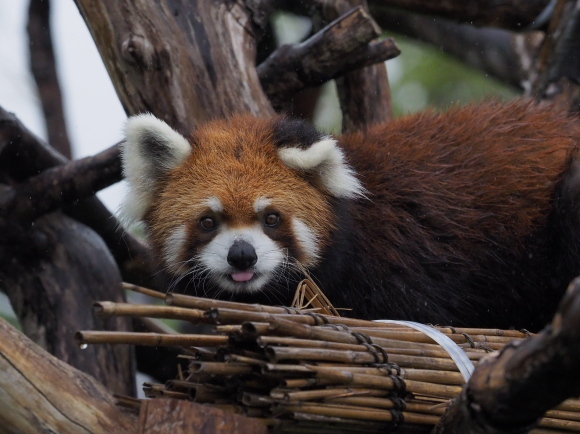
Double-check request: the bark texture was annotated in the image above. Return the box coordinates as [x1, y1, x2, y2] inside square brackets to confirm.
[0, 212, 135, 395]
[313, 0, 394, 131]
[74, 0, 275, 129]
[0, 317, 137, 433]
[258, 7, 399, 111]
[138, 399, 268, 433]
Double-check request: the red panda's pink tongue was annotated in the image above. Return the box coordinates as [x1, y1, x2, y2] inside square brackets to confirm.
[231, 271, 255, 282]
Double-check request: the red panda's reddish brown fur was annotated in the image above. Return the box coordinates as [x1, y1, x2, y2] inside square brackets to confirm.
[147, 116, 335, 268]
[121, 100, 580, 330]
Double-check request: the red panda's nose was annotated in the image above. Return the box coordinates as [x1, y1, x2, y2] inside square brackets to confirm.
[227, 240, 258, 270]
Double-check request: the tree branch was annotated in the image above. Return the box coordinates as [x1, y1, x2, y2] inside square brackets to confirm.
[374, 10, 524, 89]
[0, 106, 155, 286]
[3, 144, 121, 224]
[434, 277, 580, 433]
[526, 0, 580, 112]
[27, 0, 72, 158]
[310, 0, 395, 132]
[367, 0, 553, 31]
[257, 7, 400, 111]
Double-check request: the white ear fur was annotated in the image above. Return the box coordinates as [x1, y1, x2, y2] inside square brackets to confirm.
[277, 137, 365, 199]
[119, 114, 192, 225]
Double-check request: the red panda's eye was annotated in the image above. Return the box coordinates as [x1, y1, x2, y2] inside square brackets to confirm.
[264, 213, 281, 227]
[200, 217, 217, 231]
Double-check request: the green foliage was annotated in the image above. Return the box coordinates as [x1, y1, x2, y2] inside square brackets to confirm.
[388, 36, 517, 116]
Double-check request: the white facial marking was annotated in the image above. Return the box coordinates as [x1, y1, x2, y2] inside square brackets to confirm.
[204, 196, 223, 213]
[291, 217, 320, 266]
[278, 137, 366, 199]
[198, 224, 285, 293]
[253, 196, 271, 213]
[164, 225, 188, 274]
[120, 114, 192, 226]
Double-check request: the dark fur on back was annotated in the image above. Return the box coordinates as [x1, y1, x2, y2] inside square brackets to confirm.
[312, 101, 580, 330]
[141, 100, 580, 331]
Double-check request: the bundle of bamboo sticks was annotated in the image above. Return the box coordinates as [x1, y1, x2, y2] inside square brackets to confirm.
[76, 283, 580, 433]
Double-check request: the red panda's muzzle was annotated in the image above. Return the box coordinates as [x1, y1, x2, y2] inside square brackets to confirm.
[228, 240, 258, 282]
[227, 240, 258, 270]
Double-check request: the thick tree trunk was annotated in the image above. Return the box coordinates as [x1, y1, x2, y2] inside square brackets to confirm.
[74, 0, 275, 127]
[0, 317, 137, 433]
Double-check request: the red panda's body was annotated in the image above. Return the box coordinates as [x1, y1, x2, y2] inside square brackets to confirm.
[121, 100, 580, 330]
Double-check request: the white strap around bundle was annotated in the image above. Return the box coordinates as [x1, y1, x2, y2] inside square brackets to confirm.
[373, 320, 475, 382]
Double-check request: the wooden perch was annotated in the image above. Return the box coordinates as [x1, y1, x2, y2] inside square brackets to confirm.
[0, 317, 137, 433]
[257, 6, 400, 111]
[434, 276, 580, 433]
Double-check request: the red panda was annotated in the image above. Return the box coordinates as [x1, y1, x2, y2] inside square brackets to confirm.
[120, 100, 580, 330]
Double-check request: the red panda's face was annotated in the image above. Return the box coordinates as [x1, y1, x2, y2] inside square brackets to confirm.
[120, 114, 363, 295]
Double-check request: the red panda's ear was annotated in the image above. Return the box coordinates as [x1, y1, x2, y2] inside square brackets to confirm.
[277, 137, 365, 199]
[120, 114, 192, 225]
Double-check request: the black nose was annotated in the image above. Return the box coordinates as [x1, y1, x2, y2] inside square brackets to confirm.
[227, 240, 258, 270]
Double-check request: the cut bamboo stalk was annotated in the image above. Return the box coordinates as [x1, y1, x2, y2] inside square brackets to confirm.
[555, 399, 580, 412]
[323, 396, 402, 409]
[81, 288, 580, 432]
[538, 417, 580, 430]
[263, 364, 466, 386]
[189, 361, 254, 375]
[266, 346, 462, 372]
[75, 331, 228, 347]
[291, 412, 388, 430]
[343, 327, 517, 346]
[274, 401, 440, 425]
[214, 324, 243, 333]
[281, 378, 331, 389]
[122, 282, 166, 299]
[94, 301, 207, 323]
[313, 370, 463, 399]
[224, 354, 268, 366]
[282, 388, 391, 403]
[257, 335, 485, 361]
[543, 408, 580, 422]
[166, 293, 294, 314]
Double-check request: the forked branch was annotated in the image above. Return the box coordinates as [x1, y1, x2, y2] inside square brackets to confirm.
[257, 6, 400, 111]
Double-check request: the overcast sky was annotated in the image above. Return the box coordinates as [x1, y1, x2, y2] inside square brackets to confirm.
[0, 1, 127, 213]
